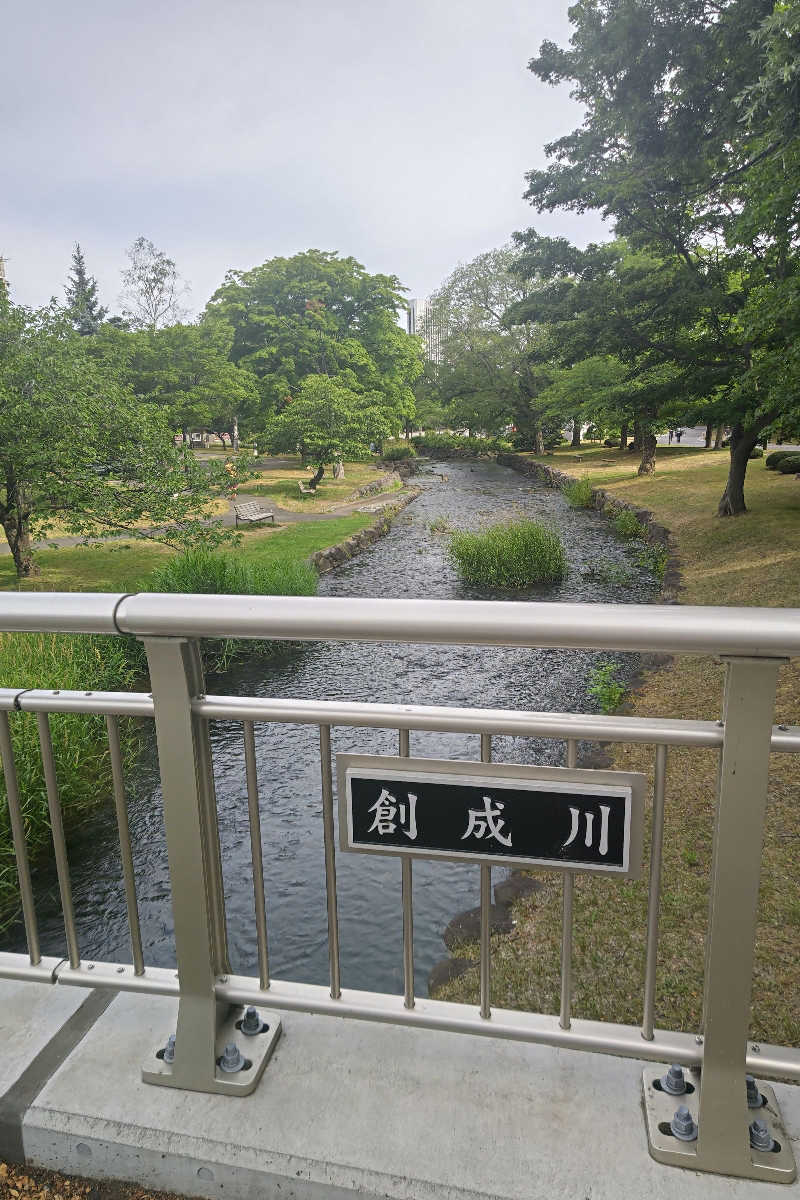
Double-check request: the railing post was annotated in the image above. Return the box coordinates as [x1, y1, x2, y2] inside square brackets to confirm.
[140, 637, 280, 1096]
[643, 655, 796, 1182]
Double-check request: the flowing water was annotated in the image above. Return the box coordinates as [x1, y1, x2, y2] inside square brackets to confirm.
[6, 460, 658, 995]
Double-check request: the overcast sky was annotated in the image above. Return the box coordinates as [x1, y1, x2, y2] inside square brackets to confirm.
[3, 0, 607, 316]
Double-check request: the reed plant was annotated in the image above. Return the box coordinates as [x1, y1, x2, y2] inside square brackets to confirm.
[0, 631, 139, 930]
[448, 520, 567, 588]
[562, 477, 595, 508]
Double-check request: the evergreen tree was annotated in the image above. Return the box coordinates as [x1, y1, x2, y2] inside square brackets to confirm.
[65, 243, 107, 335]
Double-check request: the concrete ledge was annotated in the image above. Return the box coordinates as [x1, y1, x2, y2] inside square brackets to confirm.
[21, 991, 800, 1198]
[0, 979, 110, 1161]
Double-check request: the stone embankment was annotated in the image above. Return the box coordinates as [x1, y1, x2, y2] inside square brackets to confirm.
[308, 486, 419, 574]
[496, 452, 681, 601]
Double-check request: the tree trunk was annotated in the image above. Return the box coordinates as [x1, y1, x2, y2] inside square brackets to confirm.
[717, 424, 759, 516]
[309, 462, 325, 489]
[704, 423, 713, 449]
[333, 460, 344, 479]
[571, 416, 581, 448]
[629, 418, 642, 453]
[714, 424, 725, 450]
[533, 425, 545, 455]
[1, 480, 39, 577]
[232, 414, 239, 453]
[619, 421, 628, 451]
[638, 431, 657, 476]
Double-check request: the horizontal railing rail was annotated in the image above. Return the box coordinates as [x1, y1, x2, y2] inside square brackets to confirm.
[1, 592, 798, 1181]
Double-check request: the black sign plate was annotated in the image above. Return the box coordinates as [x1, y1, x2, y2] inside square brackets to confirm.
[338, 755, 645, 878]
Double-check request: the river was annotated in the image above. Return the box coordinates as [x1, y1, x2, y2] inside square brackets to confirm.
[5, 459, 658, 996]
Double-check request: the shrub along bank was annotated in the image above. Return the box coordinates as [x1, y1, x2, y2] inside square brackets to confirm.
[434, 444, 800, 1046]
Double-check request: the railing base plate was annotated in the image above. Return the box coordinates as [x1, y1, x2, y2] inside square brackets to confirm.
[142, 1007, 282, 1096]
[643, 1066, 797, 1183]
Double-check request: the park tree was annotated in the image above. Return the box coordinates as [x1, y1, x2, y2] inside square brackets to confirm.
[124, 320, 261, 446]
[64, 244, 107, 335]
[205, 250, 421, 432]
[119, 237, 190, 331]
[0, 300, 237, 577]
[265, 375, 393, 487]
[427, 246, 559, 449]
[517, 0, 800, 512]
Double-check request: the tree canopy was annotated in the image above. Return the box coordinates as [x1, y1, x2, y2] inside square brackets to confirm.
[205, 249, 422, 433]
[512, 0, 800, 511]
[64, 244, 107, 336]
[0, 299, 236, 577]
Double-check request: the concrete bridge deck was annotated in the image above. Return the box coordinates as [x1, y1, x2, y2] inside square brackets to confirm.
[2, 980, 798, 1199]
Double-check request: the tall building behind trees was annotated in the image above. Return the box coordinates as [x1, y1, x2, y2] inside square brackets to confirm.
[407, 298, 442, 362]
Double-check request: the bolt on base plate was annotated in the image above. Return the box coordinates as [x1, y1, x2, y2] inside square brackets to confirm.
[142, 1007, 282, 1096]
[642, 1066, 797, 1184]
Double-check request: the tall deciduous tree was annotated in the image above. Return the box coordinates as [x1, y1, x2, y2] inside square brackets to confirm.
[265, 375, 393, 486]
[205, 250, 421, 432]
[0, 300, 234, 577]
[518, 0, 800, 512]
[64, 244, 107, 335]
[120, 237, 190, 331]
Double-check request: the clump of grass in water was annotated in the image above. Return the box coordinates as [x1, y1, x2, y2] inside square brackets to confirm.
[0, 630, 140, 931]
[133, 548, 318, 675]
[635, 542, 669, 582]
[429, 515, 453, 534]
[587, 660, 626, 713]
[562, 477, 594, 508]
[448, 520, 567, 588]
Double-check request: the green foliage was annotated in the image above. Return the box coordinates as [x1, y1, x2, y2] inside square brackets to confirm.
[381, 442, 416, 461]
[448, 520, 567, 588]
[777, 454, 800, 474]
[0, 301, 238, 576]
[635, 542, 669, 582]
[412, 433, 496, 457]
[581, 562, 637, 588]
[429, 515, 453, 534]
[611, 510, 648, 541]
[562, 477, 594, 508]
[205, 249, 421, 431]
[265, 375, 393, 472]
[64, 243, 107, 335]
[749, 446, 764, 459]
[586, 660, 626, 714]
[0, 631, 139, 930]
[766, 450, 795, 469]
[135, 548, 318, 674]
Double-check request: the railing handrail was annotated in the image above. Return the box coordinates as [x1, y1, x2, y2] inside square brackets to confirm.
[2, 591, 800, 656]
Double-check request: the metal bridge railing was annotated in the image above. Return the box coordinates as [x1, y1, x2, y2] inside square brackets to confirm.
[0, 593, 798, 1183]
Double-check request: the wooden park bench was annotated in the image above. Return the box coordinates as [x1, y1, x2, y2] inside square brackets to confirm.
[234, 501, 275, 528]
[298, 481, 317, 495]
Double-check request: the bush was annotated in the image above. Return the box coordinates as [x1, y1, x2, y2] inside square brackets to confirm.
[135, 549, 318, 673]
[777, 454, 800, 474]
[766, 451, 794, 469]
[0, 631, 140, 930]
[611, 509, 648, 540]
[603, 438, 618, 448]
[381, 443, 416, 462]
[448, 520, 567, 588]
[412, 433, 496, 458]
[587, 660, 626, 713]
[562, 477, 595, 508]
[749, 446, 764, 459]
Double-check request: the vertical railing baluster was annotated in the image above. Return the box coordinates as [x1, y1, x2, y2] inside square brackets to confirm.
[560, 737, 578, 1030]
[106, 714, 144, 976]
[243, 720, 270, 990]
[642, 744, 667, 1040]
[0, 710, 41, 965]
[319, 724, 341, 999]
[37, 713, 79, 969]
[398, 728, 414, 1009]
[479, 732, 492, 1019]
